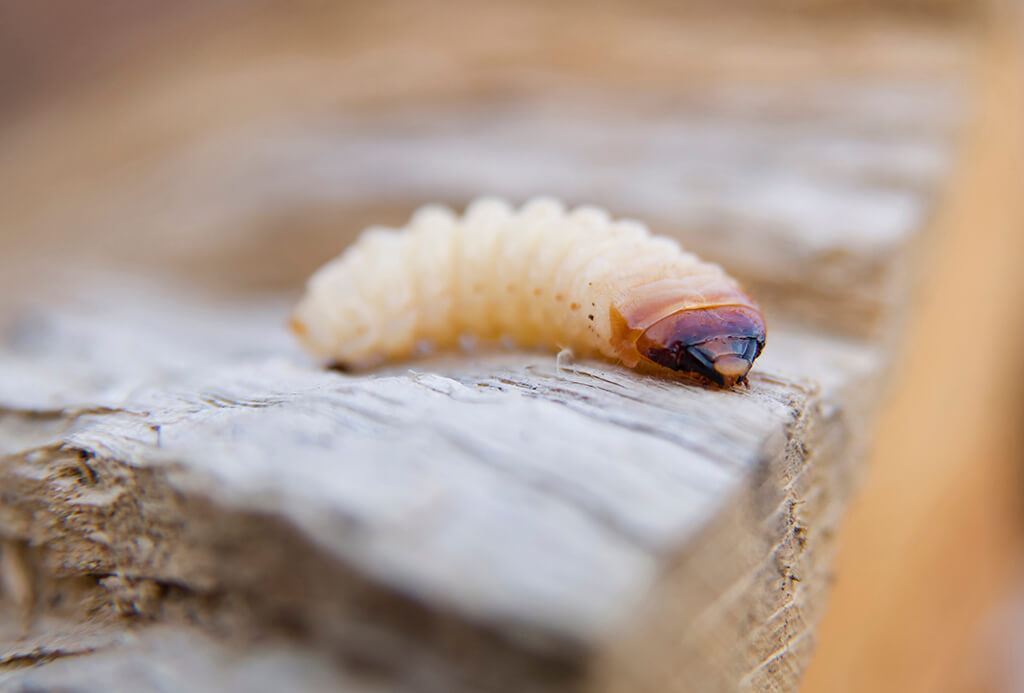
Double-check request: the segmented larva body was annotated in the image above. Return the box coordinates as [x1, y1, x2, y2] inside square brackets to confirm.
[291, 198, 766, 386]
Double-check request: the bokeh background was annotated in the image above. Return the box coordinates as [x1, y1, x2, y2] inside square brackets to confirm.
[1, 1, 1022, 690]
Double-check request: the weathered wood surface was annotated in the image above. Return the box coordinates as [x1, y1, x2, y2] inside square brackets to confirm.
[0, 283, 874, 693]
[0, 6, 967, 692]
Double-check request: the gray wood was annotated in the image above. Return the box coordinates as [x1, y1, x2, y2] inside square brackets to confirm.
[0, 279, 880, 692]
[0, 625, 383, 693]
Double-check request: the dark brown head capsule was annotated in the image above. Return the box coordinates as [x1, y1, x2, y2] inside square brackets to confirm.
[634, 306, 766, 387]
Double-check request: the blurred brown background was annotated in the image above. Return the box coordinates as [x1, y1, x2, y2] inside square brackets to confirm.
[802, 5, 1024, 689]
[0, 1, 1022, 691]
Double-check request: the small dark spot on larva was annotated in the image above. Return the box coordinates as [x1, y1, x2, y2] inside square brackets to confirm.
[570, 302, 580, 310]
[473, 284, 483, 293]
[507, 285, 515, 292]
[533, 288, 542, 296]
[555, 294, 564, 301]
[588, 314, 594, 320]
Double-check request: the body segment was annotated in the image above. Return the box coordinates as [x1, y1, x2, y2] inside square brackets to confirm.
[291, 198, 766, 386]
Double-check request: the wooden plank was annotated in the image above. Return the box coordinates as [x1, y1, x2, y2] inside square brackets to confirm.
[0, 284, 877, 692]
[0, 5, 968, 691]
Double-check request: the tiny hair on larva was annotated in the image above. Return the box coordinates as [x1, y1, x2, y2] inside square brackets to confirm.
[290, 197, 766, 387]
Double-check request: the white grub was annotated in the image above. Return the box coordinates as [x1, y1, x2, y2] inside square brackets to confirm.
[291, 198, 763, 383]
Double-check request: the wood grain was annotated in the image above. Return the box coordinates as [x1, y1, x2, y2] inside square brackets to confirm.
[0, 283, 877, 692]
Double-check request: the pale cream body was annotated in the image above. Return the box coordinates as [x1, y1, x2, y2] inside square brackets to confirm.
[290, 198, 757, 368]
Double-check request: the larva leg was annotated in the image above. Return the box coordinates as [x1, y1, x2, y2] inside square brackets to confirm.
[556, 347, 575, 372]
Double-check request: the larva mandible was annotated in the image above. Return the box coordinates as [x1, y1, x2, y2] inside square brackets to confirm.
[290, 198, 766, 387]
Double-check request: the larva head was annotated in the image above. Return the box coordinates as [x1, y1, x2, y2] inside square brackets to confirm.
[635, 306, 766, 387]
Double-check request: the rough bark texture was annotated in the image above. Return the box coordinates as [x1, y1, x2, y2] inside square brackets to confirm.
[0, 5, 968, 692]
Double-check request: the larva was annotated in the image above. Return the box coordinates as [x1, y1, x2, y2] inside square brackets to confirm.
[290, 198, 766, 387]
